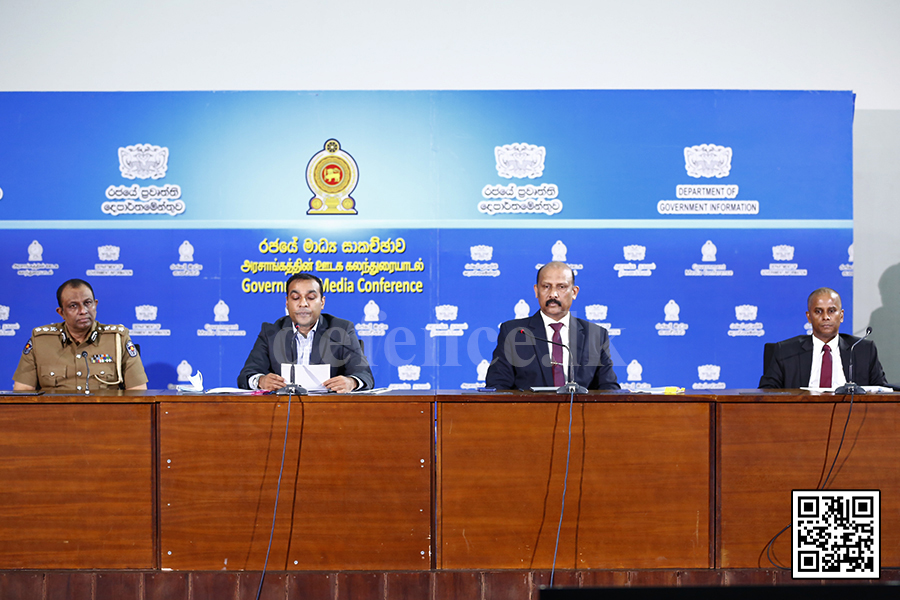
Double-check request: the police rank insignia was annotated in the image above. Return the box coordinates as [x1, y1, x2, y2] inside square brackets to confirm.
[91, 354, 114, 364]
[306, 139, 359, 215]
[126, 341, 138, 357]
[23, 340, 33, 355]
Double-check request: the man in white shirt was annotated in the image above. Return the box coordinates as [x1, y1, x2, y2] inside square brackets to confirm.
[237, 273, 373, 393]
[759, 287, 888, 389]
[485, 261, 619, 391]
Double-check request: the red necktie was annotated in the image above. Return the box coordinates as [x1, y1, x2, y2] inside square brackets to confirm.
[550, 322, 565, 387]
[819, 344, 833, 388]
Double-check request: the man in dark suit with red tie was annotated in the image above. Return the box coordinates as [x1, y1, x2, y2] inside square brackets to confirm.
[759, 287, 888, 389]
[485, 261, 619, 391]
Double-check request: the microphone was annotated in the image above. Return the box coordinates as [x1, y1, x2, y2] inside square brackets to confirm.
[276, 363, 307, 395]
[834, 327, 872, 395]
[81, 351, 91, 395]
[276, 383, 306, 395]
[276, 328, 308, 395]
[519, 328, 588, 394]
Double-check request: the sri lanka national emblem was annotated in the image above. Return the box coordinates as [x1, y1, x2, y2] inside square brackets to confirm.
[306, 139, 358, 215]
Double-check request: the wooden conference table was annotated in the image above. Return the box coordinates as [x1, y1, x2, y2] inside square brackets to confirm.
[0, 389, 897, 572]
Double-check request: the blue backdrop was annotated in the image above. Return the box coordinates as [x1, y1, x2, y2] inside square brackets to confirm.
[0, 90, 855, 390]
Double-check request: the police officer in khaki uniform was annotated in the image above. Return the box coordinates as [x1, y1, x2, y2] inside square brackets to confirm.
[12, 279, 148, 392]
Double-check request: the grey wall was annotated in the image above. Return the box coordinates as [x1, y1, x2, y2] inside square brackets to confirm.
[2, 1, 899, 108]
[855, 110, 900, 381]
[2, 0, 899, 378]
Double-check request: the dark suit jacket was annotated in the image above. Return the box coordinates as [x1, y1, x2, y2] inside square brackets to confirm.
[485, 311, 619, 391]
[759, 333, 888, 389]
[237, 314, 374, 389]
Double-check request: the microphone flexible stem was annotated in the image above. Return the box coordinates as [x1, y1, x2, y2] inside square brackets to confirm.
[835, 327, 872, 394]
[519, 328, 589, 393]
[81, 352, 91, 395]
[519, 328, 577, 385]
[848, 327, 872, 383]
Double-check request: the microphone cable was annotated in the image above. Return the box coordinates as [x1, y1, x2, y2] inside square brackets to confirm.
[763, 389, 857, 570]
[819, 329, 874, 489]
[764, 355, 863, 570]
[549, 387, 576, 587]
[255, 390, 293, 600]
[819, 391, 856, 490]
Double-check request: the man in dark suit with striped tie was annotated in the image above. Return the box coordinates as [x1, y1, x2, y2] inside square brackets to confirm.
[485, 261, 619, 391]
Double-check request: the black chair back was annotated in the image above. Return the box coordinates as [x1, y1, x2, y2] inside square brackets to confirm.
[762, 342, 775, 374]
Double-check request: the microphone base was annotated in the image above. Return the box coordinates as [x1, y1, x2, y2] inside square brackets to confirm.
[276, 384, 308, 396]
[557, 382, 588, 395]
[834, 382, 866, 395]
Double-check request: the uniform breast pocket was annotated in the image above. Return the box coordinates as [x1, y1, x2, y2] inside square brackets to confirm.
[38, 365, 68, 388]
[93, 365, 121, 389]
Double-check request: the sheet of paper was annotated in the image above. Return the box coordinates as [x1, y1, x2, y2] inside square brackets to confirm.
[204, 387, 255, 394]
[175, 370, 203, 392]
[862, 386, 896, 393]
[281, 363, 330, 392]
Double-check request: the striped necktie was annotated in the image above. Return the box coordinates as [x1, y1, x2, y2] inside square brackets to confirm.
[550, 322, 565, 387]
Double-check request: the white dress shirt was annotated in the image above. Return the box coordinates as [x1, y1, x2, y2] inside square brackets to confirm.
[294, 322, 317, 366]
[248, 321, 319, 390]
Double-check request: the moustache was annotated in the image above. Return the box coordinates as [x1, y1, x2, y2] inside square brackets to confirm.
[545, 299, 561, 307]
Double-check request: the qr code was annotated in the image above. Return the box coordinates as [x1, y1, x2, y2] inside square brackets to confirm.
[792, 490, 880, 579]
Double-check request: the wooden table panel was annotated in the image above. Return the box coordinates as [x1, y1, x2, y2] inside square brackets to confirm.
[438, 401, 711, 569]
[159, 400, 432, 571]
[0, 403, 154, 568]
[718, 402, 900, 568]
[4, 391, 895, 573]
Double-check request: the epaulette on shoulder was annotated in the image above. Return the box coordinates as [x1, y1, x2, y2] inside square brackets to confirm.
[32, 324, 64, 336]
[98, 324, 127, 334]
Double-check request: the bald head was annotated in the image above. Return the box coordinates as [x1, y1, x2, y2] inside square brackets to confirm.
[807, 287, 841, 311]
[536, 261, 575, 285]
